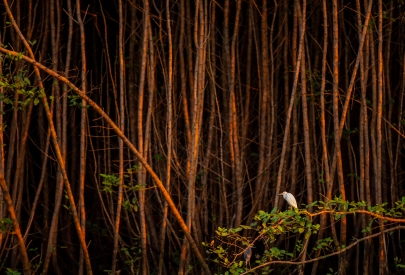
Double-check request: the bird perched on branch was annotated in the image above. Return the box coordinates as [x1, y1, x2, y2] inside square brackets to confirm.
[279, 191, 298, 209]
[244, 246, 255, 268]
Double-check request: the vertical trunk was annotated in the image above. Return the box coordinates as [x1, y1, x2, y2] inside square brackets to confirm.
[354, 0, 368, 271]
[253, 0, 269, 212]
[0, 174, 31, 275]
[290, 3, 299, 196]
[311, 1, 330, 274]
[0, 46, 4, 250]
[331, 0, 347, 272]
[157, 0, 173, 274]
[179, 0, 191, 146]
[362, 2, 372, 273]
[179, 0, 206, 272]
[297, 3, 313, 210]
[137, 1, 150, 273]
[295, 3, 310, 274]
[377, 1, 386, 273]
[43, 0, 62, 272]
[228, 0, 243, 227]
[384, 2, 394, 206]
[200, 0, 217, 240]
[59, 0, 73, 258]
[111, 0, 125, 274]
[76, 0, 88, 273]
[275, 0, 306, 208]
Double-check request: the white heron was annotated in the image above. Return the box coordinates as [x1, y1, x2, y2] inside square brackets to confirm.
[279, 191, 298, 209]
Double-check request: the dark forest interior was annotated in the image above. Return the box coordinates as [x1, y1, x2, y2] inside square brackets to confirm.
[1, 0, 405, 274]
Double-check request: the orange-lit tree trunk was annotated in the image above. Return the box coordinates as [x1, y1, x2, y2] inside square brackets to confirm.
[137, 1, 150, 274]
[157, 0, 173, 274]
[311, 1, 330, 274]
[331, 0, 347, 273]
[76, 0, 88, 273]
[275, 0, 306, 208]
[111, 0, 125, 274]
[376, 0, 386, 273]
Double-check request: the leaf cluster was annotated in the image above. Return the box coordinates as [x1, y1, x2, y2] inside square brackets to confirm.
[0, 55, 50, 110]
[205, 197, 405, 274]
[100, 172, 142, 212]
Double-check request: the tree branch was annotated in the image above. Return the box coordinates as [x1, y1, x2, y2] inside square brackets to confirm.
[242, 225, 405, 274]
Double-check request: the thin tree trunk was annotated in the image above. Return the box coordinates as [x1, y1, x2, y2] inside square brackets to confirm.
[76, 0, 88, 273]
[0, 174, 30, 275]
[111, 0, 125, 274]
[275, 0, 306, 208]
[377, 0, 386, 273]
[311, 1, 330, 274]
[157, 0, 173, 273]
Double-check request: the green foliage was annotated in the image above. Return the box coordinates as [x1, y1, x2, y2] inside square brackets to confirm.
[347, 173, 360, 182]
[265, 247, 293, 260]
[326, 267, 338, 275]
[68, 94, 89, 108]
[0, 70, 39, 108]
[127, 165, 140, 173]
[121, 238, 142, 273]
[394, 257, 405, 270]
[100, 172, 143, 212]
[206, 197, 405, 274]
[342, 128, 358, 140]
[100, 173, 121, 193]
[0, 55, 46, 110]
[153, 153, 165, 161]
[122, 197, 138, 212]
[0, 218, 14, 233]
[102, 239, 142, 274]
[5, 268, 21, 275]
[313, 237, 333, 251]
[85, 221, 108, 236]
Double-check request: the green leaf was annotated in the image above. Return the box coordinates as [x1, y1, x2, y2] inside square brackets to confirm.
[298, 228, 305, 234]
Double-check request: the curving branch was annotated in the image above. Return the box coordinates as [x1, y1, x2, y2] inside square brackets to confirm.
[241, 225, 405, 275]
[303, 209, 405, 223]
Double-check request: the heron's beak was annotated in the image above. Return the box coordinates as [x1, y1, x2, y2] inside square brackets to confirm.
[278, 193, 283, 196]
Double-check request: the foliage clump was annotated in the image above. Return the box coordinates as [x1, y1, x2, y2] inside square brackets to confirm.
[205, 197, 405, 274]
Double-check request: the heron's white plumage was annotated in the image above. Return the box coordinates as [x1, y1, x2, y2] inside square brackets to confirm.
[280, 191, 298, 208]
